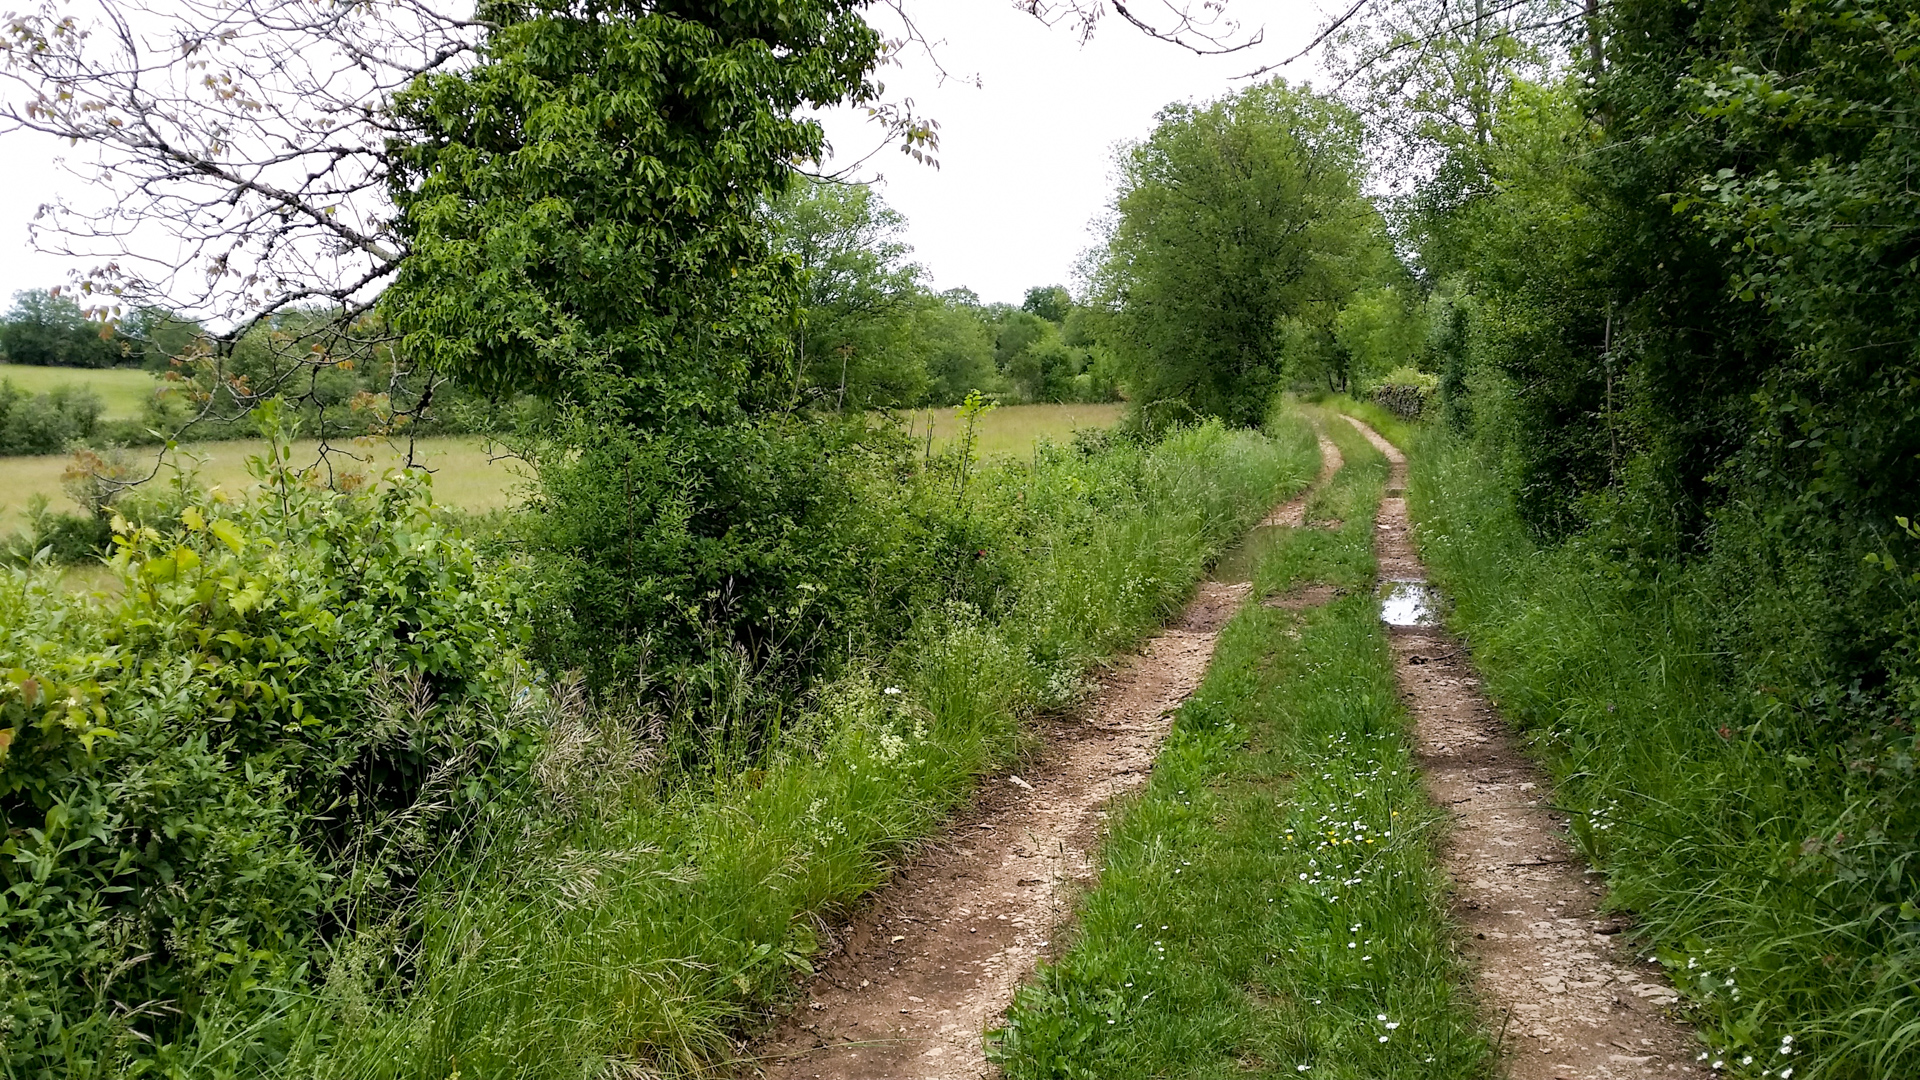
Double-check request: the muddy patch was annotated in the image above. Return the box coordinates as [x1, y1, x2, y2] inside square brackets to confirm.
[1346, 415, 1703, 1080]
[1378, 579, 1441, 628]
[1262, 583, 1345, 611]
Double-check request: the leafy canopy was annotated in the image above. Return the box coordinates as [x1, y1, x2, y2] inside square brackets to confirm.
[1090, 81, 1387, 428]
[382, 0, 883, 426]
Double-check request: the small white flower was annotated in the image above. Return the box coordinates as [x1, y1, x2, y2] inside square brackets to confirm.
[1379, 1035, 1390, 1043]
[1385, 1021, 1399, 1030]
[883, 686, 902, 696]
[1742, 1057, 1754, 1066]
[1296, 1066, 1310, 1073]
[1376, 1014, 1388, 1022]
[1780, 1069, 1792, 1078]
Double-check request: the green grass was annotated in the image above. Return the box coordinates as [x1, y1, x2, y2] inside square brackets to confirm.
[248, 419, 1319, 1079]
[894, 401, 1126, 460]
[0, 362, 159, 420]
[4, 406, 1127, 531]
[1409, 427, 1911, 1080]
[0, 435, 534, 530]
[990, 410, 1490, 1080]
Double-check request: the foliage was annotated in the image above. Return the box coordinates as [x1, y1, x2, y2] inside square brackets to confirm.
[0, 291, 127, 370]
[267, 420, 1310, 1079]
[773, 179, 927, 410]
[0, 380, 104, 456]
[383, 0, 882, 424]
[1089, 80, 1387, 428]
[0, 431, 536, 1077]
[1413, 427, 1920, 1079]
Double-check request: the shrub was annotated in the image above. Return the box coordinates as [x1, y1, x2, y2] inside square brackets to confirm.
[0, 441, 538, 1077]
[0, 380, 104, 455]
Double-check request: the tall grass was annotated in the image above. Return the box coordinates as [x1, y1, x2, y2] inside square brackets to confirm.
[1411, 427, 1918, 1080]
[991, 411, 1490, 1080]
[266, 419, 1317, 1079]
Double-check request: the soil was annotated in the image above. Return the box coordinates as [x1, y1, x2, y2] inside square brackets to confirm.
[1344, 416, 1704, 1080]
[744, 589, 1233, 1080]
[1260, 429, 1344, 528]
[741, 435, 1347, 1079]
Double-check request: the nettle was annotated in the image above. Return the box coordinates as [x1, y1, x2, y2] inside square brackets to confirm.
[0, 442, 537, 1075]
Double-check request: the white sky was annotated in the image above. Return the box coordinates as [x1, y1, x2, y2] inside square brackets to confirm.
[0, 0, 1334, 310]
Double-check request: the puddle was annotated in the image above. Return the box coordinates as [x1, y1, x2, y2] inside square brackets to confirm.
[1209, 526, 1289, 584]
[1378, 579, 1440, 627]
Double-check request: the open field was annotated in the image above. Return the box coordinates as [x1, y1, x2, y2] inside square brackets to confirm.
[3, 403, 1125, 530]
[0, 362, 160, 420]
[0, 435, 533, 529]
[893, 401, 1124, 459]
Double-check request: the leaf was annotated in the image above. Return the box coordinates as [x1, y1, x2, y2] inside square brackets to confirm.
[181, 506, 206, 532]
[209, 518, 247, 554]
[0, 728, 12, 760]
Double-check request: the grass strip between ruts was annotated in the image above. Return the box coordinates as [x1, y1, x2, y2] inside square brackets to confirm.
[990, 413, 1491, 1080]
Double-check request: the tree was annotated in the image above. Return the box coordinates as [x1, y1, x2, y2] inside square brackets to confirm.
[1089, 80, 1386, 427]
[0, 289, 124, 367]
[917, 291, 1000, 404]
[773, 179, 928, 410]
[1021, 284, 1073, 323]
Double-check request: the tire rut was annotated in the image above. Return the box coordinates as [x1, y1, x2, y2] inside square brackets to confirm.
[740, 437, 1342, 1080]
[1344, 415, 1705, 1080]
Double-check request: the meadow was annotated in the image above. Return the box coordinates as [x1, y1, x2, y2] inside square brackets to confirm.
[0, 402, 1124, 529]
[0, 362, 159, 420]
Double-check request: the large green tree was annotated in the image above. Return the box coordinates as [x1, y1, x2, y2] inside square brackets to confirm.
[772, 179, 928, 409]
[1090, 81, 1387, 427]
[383, 0, 883, 426]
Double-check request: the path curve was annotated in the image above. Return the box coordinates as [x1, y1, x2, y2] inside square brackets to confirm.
[1345, 415, 1703, 1080]
[742, 440, 1342, 1079]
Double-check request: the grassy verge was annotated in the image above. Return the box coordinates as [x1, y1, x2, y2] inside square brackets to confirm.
[249, 419, 1319, 1079]
[1410, 427, 1908, 1079]
[990, 413, 1490, 1080]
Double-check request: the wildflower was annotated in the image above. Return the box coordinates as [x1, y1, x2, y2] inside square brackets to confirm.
[1296, 1066, 1310, 1073]
[1379, 1035, 1390, 1043]
[883, 686, 903, 696]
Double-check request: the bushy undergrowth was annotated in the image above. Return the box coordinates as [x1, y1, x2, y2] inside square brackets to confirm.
[1, 416, 1310, 1076]
[1411, 428, 1920, 1079]
[1, 447, 536, 1077]
[0, 380, 104, 456]
[992, 414, 1488, 1080]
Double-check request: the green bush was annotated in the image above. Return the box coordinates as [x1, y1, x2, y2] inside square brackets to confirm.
[0, 442, 537, 1077]
[0, 380, 104, 456]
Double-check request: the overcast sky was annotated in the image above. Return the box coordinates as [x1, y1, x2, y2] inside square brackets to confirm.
[0, 0, 1334, 310]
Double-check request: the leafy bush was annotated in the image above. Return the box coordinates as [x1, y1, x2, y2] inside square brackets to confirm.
[0, 442, 537, 1077]
[0, 379, 104, 456]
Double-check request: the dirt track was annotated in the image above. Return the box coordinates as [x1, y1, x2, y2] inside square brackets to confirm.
[743, 444, 1338, 1080]
[743, 419, 1704, 1080]
[1346, 415, 1702, 1080]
